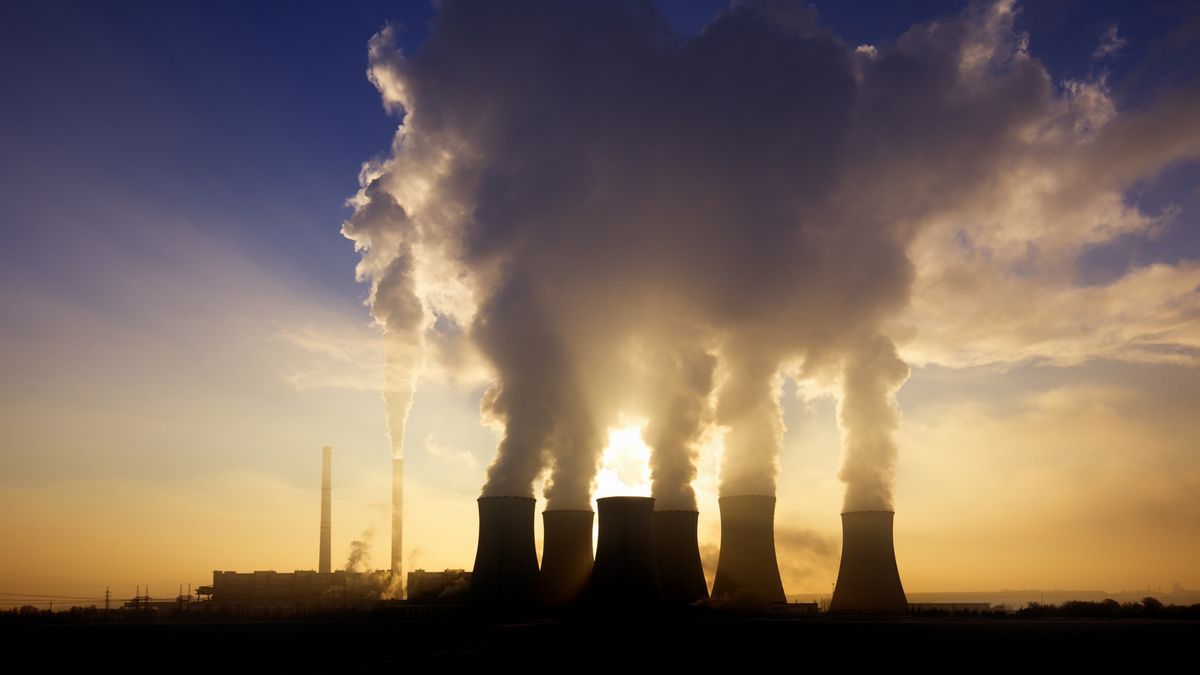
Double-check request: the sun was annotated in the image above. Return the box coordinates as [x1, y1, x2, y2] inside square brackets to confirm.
[593, 421, 652, 501]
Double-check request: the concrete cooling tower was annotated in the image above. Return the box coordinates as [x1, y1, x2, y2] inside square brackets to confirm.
[538, 509, 594, 606]
[711, 495, 785, 608]
[586, 497, 662, 606]
[469, 496, 539, 606]
[829, 511, 908, 615]
[652, 510, 708, 606]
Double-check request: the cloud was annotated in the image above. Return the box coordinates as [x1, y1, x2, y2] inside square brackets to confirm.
[901, 262, 1200, 369]
[276, 325, 385, 391]
[423, 433, 479, 468]
[1093, 25, 1127, 60]
[775, 524, 838, 592]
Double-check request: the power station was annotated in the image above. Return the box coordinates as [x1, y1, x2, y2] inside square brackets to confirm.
[465, 490, 909, 614]
[216, 446, 910, 615]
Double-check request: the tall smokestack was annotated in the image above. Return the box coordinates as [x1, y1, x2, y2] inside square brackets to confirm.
[469, 496, 539, 605]
[586, 497, 661, 606]
[711, 495, 785, 609]
[319, 446, 332, 575]
[538, 510, 594, 606]
[829, 511, 907, 614]
[652, 510, 708, 606]
[392, 457, 403, 585]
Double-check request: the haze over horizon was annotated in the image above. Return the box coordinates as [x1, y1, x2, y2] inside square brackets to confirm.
[2, 0, 1199, 607]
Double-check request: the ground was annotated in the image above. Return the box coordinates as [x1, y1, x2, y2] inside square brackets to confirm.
[3, 613, 1194, 671]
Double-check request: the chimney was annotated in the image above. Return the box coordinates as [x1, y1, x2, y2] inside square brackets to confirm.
[319, 446, 332, 575]
[711, 495, 785, 609]
[537, 510, 594, 606]
[829, 511, 907, 614]
[652, 510, 708, 606]
[392, 457, 403, 583]
[586, 497, 661, 606]
[469, 496, 539, 605]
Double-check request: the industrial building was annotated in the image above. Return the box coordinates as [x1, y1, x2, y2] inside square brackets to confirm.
[200, 446, 402, 611]
[407, 569, 471, 602]
[202, 569, 391, 611]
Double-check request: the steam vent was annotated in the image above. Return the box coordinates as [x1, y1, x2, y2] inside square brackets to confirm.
[652, 510, 708, 605]
[538, 509, 595, 606]
[829, 511, 908, 615]
[469, 496, 539, 605]
[711, 495, 785, 608]
[586, 497, 662, 606]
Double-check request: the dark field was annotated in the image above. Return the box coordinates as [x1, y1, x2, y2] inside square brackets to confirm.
[3, 614, 1195, 672]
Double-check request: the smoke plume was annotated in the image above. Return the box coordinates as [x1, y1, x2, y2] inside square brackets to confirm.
[643, 347, 716, 510]
[837, 336, 909, 512]
[342, 180, 424, 462]
[345, 528, 374, 573]
[347, 0, 1200, 515]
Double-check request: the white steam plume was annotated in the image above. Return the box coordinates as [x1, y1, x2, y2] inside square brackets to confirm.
[349, 0, 1200, 517]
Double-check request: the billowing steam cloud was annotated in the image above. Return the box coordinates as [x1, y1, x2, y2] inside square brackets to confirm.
[837, 336, 909, 511]
[346, 0, 1200, 513]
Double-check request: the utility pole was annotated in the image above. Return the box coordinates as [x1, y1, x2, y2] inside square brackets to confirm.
[105, 587, 110, 612]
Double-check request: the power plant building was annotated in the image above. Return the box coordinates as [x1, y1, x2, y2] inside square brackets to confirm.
[205, 570, 390, 611]
[407, 568, 471, 602]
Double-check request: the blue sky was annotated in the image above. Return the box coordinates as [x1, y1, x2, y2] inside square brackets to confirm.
[3, 0, 1195, 306]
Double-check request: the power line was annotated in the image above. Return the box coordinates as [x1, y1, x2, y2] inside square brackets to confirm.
[0, 592, 106, 600]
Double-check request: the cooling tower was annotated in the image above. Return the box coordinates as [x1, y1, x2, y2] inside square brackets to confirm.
[829, 510, 908, 614]
[652, 510, 708, 605]
[537, 510, 594, 606]
[586, 497, 662, 606]
[711, 495, 785, 608]
[469, 496, 539, 605]
[319, 446, 331, 575]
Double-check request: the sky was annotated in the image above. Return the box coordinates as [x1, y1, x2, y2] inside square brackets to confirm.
[0, 0, 1198, 606]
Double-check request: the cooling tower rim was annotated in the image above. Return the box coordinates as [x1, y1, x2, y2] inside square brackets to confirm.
[718, 494, 777, 501]
[543, 508, 594, 514]
[596, 495, 655, 504]
[477, 495, 536, 503]
[840, 509, 896, 515]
